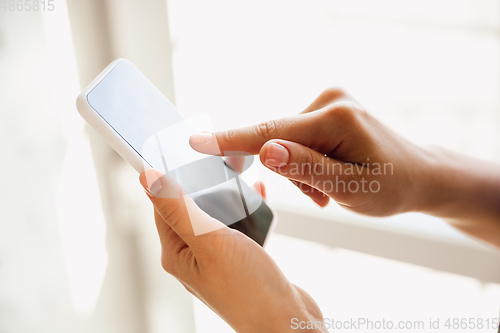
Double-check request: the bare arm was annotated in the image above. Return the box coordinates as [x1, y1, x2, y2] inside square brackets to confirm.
[419, 145, 500, 248]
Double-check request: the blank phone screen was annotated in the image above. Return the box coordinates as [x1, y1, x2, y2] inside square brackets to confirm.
[86, 61, 273, 246]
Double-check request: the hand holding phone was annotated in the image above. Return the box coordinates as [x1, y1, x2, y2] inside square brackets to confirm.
[139, 169, 325, 333]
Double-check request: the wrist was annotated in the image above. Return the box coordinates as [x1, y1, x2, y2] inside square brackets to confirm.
[412, 145, 500, 219]
[411, 145, 461, 216]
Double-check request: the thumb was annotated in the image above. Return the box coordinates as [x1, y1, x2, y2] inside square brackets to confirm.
[259, 140, 357, 199]
[139, 169, 226, 246]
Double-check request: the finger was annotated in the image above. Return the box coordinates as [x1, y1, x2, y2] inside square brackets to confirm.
[300, 87, 349, 114]
[140, 170, 194, 242]
[226, 155, 245, 173]
[252, 181, 266, 199]
[289, 180, 329, 207]
[153, 209, 188, 258]
[153, 208, 198, 281]
[189, 99, 361, 157]
[259, 139, 361, 199]
[189, 113, 321, 156]
[140, 169, 225, 247]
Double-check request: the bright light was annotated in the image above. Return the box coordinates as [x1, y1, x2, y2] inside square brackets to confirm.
[44, 0, 108, 314]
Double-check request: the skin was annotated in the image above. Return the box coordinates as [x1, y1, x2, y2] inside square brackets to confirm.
[141, 88, 500, 332]
[140, 171, 327, 333]
[189, 88, 500, 248]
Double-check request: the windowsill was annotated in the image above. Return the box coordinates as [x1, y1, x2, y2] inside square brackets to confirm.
[273, 200, 476, 245]
[271, 201, 500, 283]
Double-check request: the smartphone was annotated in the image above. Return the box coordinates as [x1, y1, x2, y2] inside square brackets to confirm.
[76, 59, 276, 247]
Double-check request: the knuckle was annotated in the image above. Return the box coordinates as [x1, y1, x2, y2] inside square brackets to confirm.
[156, 202, 183, 229]
[255, 119, 280, 141]
[319, 87, 348, 101]
[325, 102, 359, 123]
[160, 254, 175, 274]
[225, 128, 236, 144]
[297, 149, 316, 176]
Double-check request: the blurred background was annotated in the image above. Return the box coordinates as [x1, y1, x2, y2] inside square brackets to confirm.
[1, 0, 500, 332]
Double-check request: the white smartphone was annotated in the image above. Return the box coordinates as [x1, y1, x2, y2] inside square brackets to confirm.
[76, 59, 276, 246]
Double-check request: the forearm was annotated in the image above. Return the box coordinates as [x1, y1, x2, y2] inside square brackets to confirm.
[417, 145, 500, 248]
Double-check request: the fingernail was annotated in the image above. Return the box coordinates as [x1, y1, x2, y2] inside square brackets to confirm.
[189, 132, 222, 155]
[143, 171, 163, 197]
[190, 133, 213, 145]
[265, 143, 289, 167]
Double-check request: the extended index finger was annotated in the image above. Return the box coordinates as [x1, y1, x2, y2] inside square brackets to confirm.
[189, 113, 320, 156]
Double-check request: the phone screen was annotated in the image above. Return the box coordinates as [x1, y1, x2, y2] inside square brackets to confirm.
[85, 61, 273, 246]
